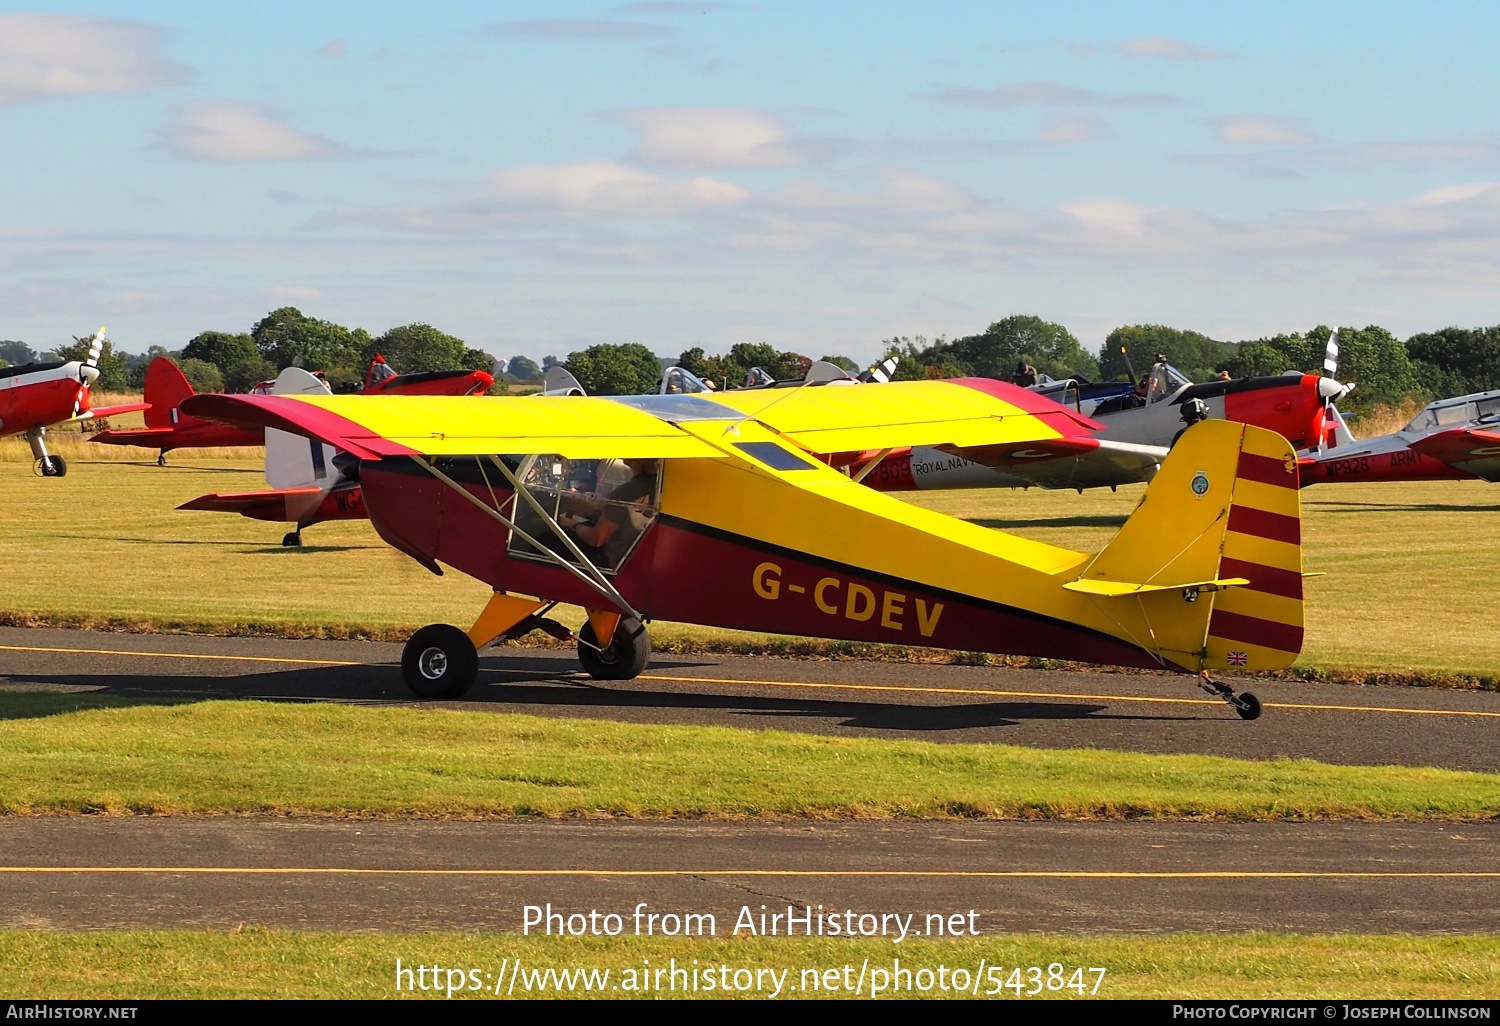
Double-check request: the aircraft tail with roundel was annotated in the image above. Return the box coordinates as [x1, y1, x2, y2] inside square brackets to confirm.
[1061, 419, 1304, 673]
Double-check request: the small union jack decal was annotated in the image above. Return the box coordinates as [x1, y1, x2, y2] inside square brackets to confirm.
[1227, 651, 1248, 666]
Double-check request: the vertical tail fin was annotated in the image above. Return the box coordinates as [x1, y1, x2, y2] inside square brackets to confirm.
[142, 356, 197, 429]
[1065, 420, 1303, 672]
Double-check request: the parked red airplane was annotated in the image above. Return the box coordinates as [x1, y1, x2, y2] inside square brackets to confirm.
[93, 353, 494, 464]
[0, 329, 148, 477]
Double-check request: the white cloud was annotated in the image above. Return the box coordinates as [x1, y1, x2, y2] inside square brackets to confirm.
[1111, 37, 1233, 61]
[1214, 115, 1317, 147]
[1416, 182, 1500, 206]
[488, 161, 748, 216]
[0, 12, 185, 105]
[618, 107, 802, 169]
[162, 101, 343, 163]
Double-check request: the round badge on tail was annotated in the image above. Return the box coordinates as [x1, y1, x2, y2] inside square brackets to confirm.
[1191, 470, 1210, 498]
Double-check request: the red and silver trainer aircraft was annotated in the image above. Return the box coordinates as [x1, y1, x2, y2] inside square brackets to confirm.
[184, 379, 1307, 719]
[0, 329, 148, 477]
[1298, 388, 1500, 486]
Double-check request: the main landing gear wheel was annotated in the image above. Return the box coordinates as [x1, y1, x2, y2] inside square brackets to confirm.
[577, 615, 651, 681]
[282, 530, 302, 547]
[36, 456, 66, 478]
[401, 624, 479, 699]
[157, 452, 167, 467]
[1234, 692, 1263, 721]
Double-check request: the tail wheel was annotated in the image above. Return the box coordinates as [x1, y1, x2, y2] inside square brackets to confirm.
[282, 531, 302, 547]
[1235, 692, 1263, 721]
[401, 623, 479, 699]
[577, 615, 650, 680]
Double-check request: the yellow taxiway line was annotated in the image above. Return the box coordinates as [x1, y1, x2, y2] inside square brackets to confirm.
[4, 643, 1498, 720]
[0, 644, 357, 667]
[0, 867, 1497, 879]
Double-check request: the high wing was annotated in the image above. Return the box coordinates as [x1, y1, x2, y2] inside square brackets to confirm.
[182, 393, 729, 460]
[181, 380, 1096, 460]
[1410, 427, 1500, 482]
[702, 377, 1099, 452]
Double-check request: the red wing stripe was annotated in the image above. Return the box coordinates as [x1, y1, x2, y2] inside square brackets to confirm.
[1218, 557, 1303, 600]
[1227, 505, 1301, 545]
[949, 377, 1104, 434]
[1209, 609, 1303, 653]
[1237, 451, 1298, 488]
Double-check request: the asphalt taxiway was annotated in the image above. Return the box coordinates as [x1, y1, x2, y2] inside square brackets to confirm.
[3, 627, 1499, 934]
[1, 819, 1498, 934]
[1, 626, 1498, 771]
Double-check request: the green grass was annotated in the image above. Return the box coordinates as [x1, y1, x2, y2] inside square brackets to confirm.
[1, 931, 1495, 999]
[2, 455, 1499, 682]
[0, 695, 1496, 819]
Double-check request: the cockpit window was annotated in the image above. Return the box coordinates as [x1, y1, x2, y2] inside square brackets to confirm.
[507, 456, 661, 574]
[1148, 362, 1192, 402]
[1434, 403, 1472, 427]
[1475, 397, 1500, 423]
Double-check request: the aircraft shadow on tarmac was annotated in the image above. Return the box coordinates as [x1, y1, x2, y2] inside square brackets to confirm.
[1, 652, 1208, 733]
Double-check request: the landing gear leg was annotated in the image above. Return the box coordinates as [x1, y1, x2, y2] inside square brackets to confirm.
[157, 450, 167, 467]
[578, 614, 651, 680]
[282, 529, 302, 547]
[26, 428, 65, 477]
[1198, 671, 1261, 720]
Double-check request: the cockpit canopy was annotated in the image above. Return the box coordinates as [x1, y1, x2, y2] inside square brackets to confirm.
[1403, 393, 1500, 434]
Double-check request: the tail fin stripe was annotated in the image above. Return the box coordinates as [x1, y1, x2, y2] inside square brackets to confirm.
[1236, 451, 1299, 489]
[1218, 557, 1304, 600]
[1208, 609, 1303, 653]
[1227, 505, 1300, 546]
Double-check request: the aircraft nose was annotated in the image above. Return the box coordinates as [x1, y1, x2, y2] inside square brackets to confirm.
[78, 364, 100, 386]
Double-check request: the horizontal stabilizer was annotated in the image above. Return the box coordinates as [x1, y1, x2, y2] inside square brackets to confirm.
[178, 487, 322, 514]
[72, 402, 149, 423]
[1063, 576, 1249, 598]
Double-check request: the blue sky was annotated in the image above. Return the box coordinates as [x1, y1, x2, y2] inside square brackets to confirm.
[3, 1, 1499, 363]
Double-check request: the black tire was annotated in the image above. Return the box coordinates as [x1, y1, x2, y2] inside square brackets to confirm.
[157, 452, 167, 467]
[41, 456, 66, 477]
[1236, 692, 1263, 721]
[577, 615, 650, 680]
[282, 531, 302, 547]
[401, 623, 479, 699]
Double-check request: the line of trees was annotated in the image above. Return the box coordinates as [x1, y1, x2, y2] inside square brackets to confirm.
[7, 312, 1500, 415]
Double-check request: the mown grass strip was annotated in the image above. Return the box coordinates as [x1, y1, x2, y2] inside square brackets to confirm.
[0, 931, 1495, 999]
[0, 695, 1496, 819]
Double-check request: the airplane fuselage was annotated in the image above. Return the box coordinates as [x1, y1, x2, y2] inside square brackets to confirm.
[0, 361, 89, 436]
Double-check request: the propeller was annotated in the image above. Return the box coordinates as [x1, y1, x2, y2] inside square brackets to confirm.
[72, 327, 106, 417]
[857, 355, 899, 384]
[1317, 326, 1356, 452]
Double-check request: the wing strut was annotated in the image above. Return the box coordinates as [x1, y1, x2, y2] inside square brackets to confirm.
[850, 448, 893, 484]
[415, 457, 643, 622]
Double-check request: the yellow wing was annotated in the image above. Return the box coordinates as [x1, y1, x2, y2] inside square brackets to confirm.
[704, 379, 1095, 452]
[181, 381, 1094, 459]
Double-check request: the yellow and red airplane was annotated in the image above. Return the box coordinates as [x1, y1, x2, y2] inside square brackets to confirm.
[184, 379, 1306, 718]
